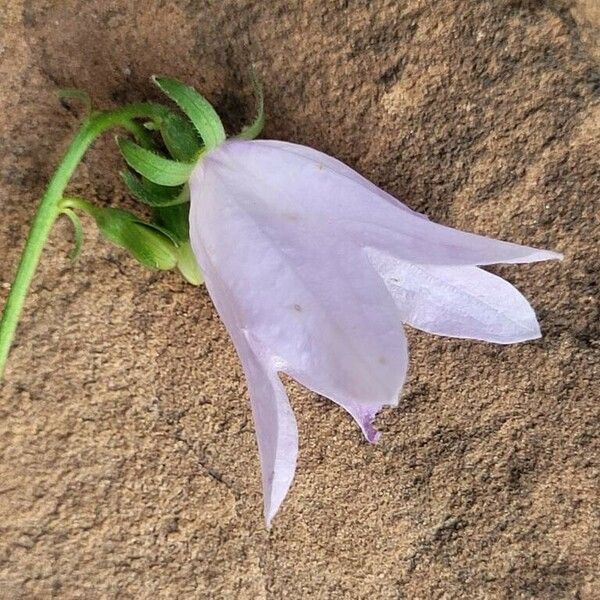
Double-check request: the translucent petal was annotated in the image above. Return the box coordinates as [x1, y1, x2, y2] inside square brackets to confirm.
[257, 140, 427, 219]
[219, 140, 561, 266]
[190, 153, 409, 414]
[341, 400, 383, 443]
[368, 248, 543, 343]
[239, 343, 298, 526]
[189, 237, 298, 526]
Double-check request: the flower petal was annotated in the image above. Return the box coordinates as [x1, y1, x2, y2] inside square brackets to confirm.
[189, 146, 409, 411]
[257, 139, 428, 219]
[368, 248, 544, 343]
[222, 140, 561, 266]
[340, 400, 383, 443]
[189, 232, 298, 526]
[239, 342, 299, 526]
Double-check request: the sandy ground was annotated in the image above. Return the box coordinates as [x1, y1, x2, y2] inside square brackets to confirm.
[0, 1, 598, 598]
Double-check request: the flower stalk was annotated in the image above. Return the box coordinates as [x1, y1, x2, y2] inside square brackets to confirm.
[0, 102, 168, 379]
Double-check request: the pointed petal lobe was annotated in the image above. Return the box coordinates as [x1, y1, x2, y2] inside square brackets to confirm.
[188, 232, 298, 525]
[239, 342, 299, 526]
[368, 249, 544, 343]
[341, 400, 383, 443]
[220, 140, 561, 266]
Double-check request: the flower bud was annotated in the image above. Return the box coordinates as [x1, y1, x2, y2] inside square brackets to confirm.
[93, 207, 178, 270]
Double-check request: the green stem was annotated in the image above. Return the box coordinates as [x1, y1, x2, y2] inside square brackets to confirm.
[0, 102, 168, 379]
[60, 195, 98, 216]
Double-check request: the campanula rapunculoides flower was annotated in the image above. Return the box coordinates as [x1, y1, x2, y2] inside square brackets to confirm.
[188, 139, 561, 525]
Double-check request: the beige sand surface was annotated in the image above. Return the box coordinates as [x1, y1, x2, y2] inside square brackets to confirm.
[0, 1, 598, 598]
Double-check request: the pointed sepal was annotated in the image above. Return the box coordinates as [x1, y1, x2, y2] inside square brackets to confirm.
[117, 137, 194, 186]
[152, 202, 190, 244]
[152, 76, 226, 150]
[176, 240, 204, 285]
[237, 75, 265, 140]
[160, 112, 203, 161]
[121, 170, 189, 207]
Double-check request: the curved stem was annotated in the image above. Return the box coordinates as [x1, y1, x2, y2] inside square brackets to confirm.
[0, 102, 168, 379]
[59, 195, 99, 215]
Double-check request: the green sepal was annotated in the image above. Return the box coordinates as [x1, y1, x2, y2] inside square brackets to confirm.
[160, 112, 203, 161]
[176, 240, 204, 285]
[117, 137, 194, 186]
[93, 207, 178, 270]
[121, 170, 190, 207]
[60, 208, 84, 261]
[123, 122, 156, 151]
[152, 76, 226, 150]
[153, 202, 190, 244]
[237, 75, 265, 140]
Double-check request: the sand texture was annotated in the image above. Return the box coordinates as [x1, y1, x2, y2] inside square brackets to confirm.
[0, 0, 599, 598]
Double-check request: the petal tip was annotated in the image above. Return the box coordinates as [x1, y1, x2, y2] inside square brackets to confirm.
[492, 319, 542, 344]
[366, 428, 382, 444]
[355, 408, 383, 444]
[505, 248, 564, 264]
[263, 497, 279, 528]
[539, 249, 564, 262]
[263, 483, 289, 528]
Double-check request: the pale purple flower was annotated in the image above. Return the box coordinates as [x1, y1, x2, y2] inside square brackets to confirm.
[188, 139, 561, 525]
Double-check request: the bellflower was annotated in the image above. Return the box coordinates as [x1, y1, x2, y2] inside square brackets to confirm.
[188, 139, 561, 525]
[0, 77, 562, 527]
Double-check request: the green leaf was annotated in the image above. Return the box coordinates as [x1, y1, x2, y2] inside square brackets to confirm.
[121, 170, 190, 207]
[60, 208, 84, 261]
[152, 76, 226, 150]
[92, 207, 135, 245]
[161, 112, 202, 161]
[117, 137, 194, 186]
[237, 74, 265, 140]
